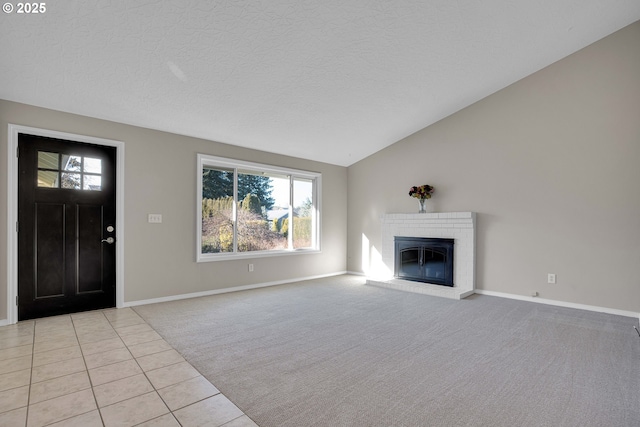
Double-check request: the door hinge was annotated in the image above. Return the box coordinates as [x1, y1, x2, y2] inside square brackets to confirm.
[16, 145, 19, 158]
[16, 296, 18, 306]
[16, 221, 19, 233]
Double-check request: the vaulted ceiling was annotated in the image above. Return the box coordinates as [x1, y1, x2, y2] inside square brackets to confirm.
[2, 1, 639, 166]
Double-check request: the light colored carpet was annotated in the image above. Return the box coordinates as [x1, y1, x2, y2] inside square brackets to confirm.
[134, 275, 640, 427]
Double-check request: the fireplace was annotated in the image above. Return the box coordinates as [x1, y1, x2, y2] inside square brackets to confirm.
[366, 212, 475, 300]
[394, 237, 454, 286]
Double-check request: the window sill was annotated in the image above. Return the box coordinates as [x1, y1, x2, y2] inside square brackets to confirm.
[197, 248, 321, 263]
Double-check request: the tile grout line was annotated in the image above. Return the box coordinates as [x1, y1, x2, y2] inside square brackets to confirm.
[4, 309, 257, 427]
[127, 307, 239, 426]
[106, 313, 176, 426]
[129, 307, 258, 427]
[24, 320, 35, 427]
[71, 312, 108, 427]
[97, 308, 207, 425]
[115, 317, 232, 425]
[24, 314, 101, 427]
[125, 308, 192, 425]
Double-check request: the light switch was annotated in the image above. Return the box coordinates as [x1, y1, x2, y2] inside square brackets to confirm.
[148, 214, 162, 223]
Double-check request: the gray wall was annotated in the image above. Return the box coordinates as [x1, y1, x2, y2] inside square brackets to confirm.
[2, 22, 638, 321]
[347, 22, 640, 312]
[0, 101, 348, 320]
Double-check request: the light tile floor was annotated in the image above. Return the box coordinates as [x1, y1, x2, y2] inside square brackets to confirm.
[0, 308, 259, 427]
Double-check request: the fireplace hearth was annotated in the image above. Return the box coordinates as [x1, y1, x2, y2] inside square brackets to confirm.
[395, 237, 454, 286]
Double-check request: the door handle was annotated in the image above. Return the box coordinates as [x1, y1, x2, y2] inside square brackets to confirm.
[101, 237, 115, 244]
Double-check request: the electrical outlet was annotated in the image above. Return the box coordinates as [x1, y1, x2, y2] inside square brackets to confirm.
[148, 214, 162, 223]
[248, 263, 254, 272]
[547, 273, 556, 284]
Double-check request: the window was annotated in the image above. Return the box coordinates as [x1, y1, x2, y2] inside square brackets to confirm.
[37, 151, 102, 191]
[197, 154, 321, 261]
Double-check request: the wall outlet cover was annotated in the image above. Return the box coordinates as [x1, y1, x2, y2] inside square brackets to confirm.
[148, 214, 162, 223]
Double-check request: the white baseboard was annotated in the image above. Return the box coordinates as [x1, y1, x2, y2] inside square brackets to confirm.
[3, 275, 637, 326]
[346, 270, 366, 276]
[123, 271, 348, 308]
[474, 289, 640, 319]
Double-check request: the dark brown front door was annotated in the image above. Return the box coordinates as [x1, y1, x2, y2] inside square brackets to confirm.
[18, 133, 117, 320]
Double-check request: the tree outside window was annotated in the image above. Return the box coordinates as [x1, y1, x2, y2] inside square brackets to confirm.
[198, 155, 320, 260]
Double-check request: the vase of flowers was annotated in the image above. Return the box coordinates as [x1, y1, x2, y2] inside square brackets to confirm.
[409, 185, 434, 213]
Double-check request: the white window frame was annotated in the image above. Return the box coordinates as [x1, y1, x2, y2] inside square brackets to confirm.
[197, 154, 321, 262]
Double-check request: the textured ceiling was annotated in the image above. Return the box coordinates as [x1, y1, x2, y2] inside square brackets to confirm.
[2, 1, 639, 166]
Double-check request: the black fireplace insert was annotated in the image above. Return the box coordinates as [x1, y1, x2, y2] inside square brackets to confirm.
[394, 237, 454, 286]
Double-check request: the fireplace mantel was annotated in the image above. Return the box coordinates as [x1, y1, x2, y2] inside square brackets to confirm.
[367, 212, 476, 300]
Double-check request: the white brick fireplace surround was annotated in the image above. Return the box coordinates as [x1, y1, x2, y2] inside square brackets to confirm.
[367, 212, 476, 300]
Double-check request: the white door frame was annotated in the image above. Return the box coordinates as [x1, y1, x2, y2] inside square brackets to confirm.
[6, 124, 125, 325]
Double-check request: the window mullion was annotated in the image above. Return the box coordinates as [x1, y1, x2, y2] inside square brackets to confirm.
[311, 179, 317, 249]
[80, 157, 85, 191]
[288, 175, 293, 250]
[233, 167, 238, 253]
